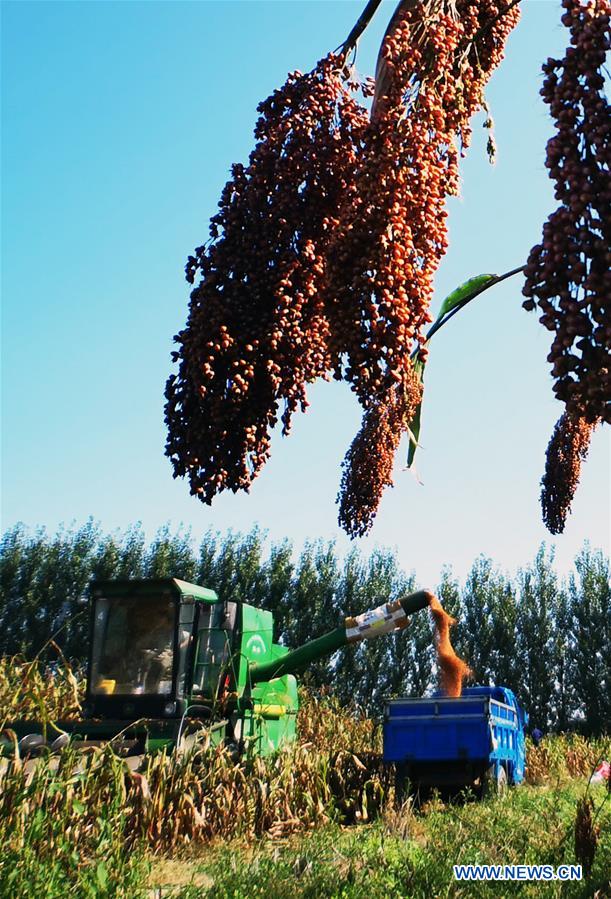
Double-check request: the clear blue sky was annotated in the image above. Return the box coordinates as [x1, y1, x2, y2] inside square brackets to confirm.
[2, 0, 609, 586]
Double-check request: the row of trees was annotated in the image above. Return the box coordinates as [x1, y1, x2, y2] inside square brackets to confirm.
[0, 521, 608, 734]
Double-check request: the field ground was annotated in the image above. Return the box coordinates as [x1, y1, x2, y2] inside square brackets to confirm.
[144, 781, 610, 899]
[5, 780, 603, 898]
[3, 762, 610, 897]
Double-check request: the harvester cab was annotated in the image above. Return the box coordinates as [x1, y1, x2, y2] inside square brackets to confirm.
[83, 577, 298, 755]
[4, 578, 431, 761]
[87, 579, 236, 720]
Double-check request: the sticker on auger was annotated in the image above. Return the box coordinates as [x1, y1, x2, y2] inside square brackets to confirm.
[345, 600, 408, 642]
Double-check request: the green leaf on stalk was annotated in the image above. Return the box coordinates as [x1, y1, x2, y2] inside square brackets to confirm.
[436, 273, 498, 320]
[407, 351, 426, 469]
[412, 353, 425, 382]
[406, 399, 423, 469]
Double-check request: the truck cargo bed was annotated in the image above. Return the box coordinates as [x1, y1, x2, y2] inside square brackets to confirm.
[383, 686, 527, 790]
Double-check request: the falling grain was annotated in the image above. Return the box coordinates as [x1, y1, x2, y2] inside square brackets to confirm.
[428, 594, 471, 698]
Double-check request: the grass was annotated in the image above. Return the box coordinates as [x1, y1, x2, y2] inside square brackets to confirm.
[1, 812, 148, 899]
[2, 737, 609, 898]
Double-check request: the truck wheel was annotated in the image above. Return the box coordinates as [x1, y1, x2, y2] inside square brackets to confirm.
[482, 764, 507, 798]
[395, 763, 410, 806]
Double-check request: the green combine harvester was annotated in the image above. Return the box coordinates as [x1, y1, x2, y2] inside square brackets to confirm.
[3, 578, 431, 761]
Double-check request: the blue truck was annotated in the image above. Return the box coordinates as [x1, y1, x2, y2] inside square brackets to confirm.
[383, 686, 528, 799]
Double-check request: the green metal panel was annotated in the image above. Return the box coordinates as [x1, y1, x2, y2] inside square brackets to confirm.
[244, 673, 299, 755]
[172, 579, 219, 604]
[237, 604, 274, 690]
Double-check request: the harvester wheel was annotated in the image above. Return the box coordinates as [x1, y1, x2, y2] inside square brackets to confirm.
[224, 742, 242, 764]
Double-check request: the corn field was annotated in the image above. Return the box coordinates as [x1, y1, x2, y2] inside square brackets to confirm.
[1, 692, 387, 855]
[0, 653, 83, 727]
[1, 660, 609, 863]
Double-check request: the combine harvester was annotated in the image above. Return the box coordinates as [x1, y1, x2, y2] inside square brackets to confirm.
[2, 578, 431, 764]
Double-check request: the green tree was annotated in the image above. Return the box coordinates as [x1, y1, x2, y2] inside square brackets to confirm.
[203, 528, 267, 605]
[2, 519, 608, 738]
[0, 520, 101, 660]
[52, 520, 102, 659]
[0, 524, 43, 656]
[437, 566, 462, 620]
[461, 557, 501, 685]
[90, 524, 146, 581]
[283, 540, 341, 688]
[144, 524, 197, 581]
[551, 582, 573, 732]
[197, 529, 218, 587]
[515, 546, 558, 730]
[387, 561, 429, 701]
[259, 538, 295, 643]
[488, 579, 519, 696]
[568, 545, 610, 735]
[333, 547, 368, 707]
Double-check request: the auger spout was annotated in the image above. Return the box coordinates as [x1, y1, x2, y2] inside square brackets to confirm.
[248, 590, 431, 684]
